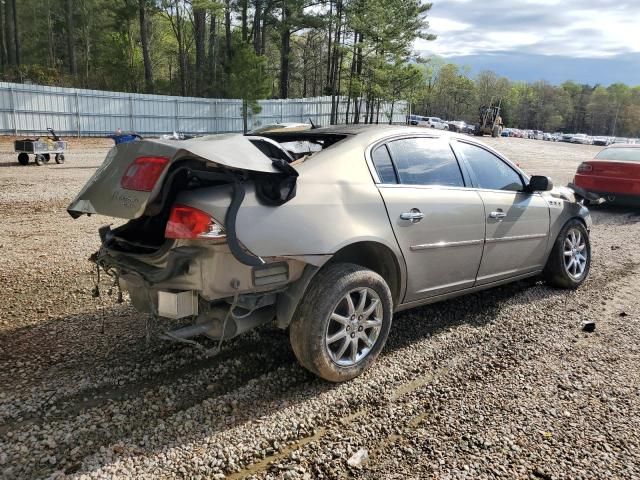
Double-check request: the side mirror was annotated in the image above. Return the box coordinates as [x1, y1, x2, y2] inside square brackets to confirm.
[526, 175, 553, 192]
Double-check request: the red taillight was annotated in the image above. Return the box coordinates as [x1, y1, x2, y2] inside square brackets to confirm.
[165, 204, 226, 240]
[121, 156, 170, 191]
[577, 162, 593, 173]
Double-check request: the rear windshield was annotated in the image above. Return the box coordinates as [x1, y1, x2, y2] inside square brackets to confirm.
[595, 147, 640, 162]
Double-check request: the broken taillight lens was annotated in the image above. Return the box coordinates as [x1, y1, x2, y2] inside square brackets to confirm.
[577, 162, 593, 173]
[121, 156, 170, 191]
[165, 204, 226, 240]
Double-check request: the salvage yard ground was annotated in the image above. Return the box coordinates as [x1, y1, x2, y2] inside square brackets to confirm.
[1, 136, 639, 479]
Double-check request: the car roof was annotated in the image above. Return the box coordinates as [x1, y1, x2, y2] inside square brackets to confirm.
[263, 124, 465, 142]
[605, 143, 640, 148]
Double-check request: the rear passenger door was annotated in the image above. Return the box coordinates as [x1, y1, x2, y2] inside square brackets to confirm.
[371, 136, 486, 303]
[452, 140, 550, 285]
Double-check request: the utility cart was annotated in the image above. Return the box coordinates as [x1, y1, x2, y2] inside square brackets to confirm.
[15, 128, 67, 166]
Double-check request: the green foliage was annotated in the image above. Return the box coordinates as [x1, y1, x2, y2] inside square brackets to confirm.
[1, 0, 639, 135]
[227, 42, 271, 113]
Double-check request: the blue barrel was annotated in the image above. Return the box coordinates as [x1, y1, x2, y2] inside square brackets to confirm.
[110, 133, 142, 145]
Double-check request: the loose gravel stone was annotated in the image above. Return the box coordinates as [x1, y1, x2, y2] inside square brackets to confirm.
[1, 137, 639, 479]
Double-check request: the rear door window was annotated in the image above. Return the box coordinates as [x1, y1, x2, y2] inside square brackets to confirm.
[386, 138, 465, 187]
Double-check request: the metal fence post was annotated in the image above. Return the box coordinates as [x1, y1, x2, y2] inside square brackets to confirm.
[175, 99, 179, 132]
[75, 92, 81, 137]
[9, 87, 17, 135]
[129, 96, 135, 132]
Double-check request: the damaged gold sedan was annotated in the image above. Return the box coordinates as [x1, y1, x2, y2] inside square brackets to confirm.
[69, 125, 593, 381]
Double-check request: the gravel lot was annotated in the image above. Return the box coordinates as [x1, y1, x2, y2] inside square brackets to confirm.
[1, 136, 639, 479]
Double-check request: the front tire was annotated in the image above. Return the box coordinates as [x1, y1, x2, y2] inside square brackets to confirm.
[289, 263, 393, 382]
[543, 219, 591, 289]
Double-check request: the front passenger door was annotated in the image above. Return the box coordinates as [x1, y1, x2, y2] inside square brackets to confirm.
[453, 141, 550, 285]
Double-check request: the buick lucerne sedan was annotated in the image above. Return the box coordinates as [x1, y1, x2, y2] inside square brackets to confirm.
[68, 125, 592, 381]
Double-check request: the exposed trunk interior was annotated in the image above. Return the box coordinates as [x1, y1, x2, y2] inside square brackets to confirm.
[104, 159, 233, 255]
[94, 133, 348, 257]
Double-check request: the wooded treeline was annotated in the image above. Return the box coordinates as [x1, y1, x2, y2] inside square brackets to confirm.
[1, 0, 639, 136]
[414, 62, 640, 137]
[1, 0, 432, 126]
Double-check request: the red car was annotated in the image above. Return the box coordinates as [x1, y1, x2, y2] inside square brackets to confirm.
[573, 144, 640, 204]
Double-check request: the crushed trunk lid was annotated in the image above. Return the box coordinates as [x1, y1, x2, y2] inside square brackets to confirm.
[67, 134, 285, 219]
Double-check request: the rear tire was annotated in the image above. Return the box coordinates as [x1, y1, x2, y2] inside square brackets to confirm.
[289, 263, 393, 382]
[543, 219, 591, 289]
[18, 153, 29, 165]
[35, 154, 45, 166]
[55, 153, 65, 164]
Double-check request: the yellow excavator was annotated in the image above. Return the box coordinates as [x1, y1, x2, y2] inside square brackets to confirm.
[474, 100, 503, 137]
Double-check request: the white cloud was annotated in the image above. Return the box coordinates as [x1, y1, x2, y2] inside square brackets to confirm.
[418, 1, 640, 58]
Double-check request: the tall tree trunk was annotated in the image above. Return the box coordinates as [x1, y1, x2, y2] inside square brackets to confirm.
[4, 0, 16, 66]
[172, 0, 187, 96]
[302, 35, 312, 98]
[11, 0, 18, 65]
[260, 3, 269, 56]
[224, 0, 232, 65]
[329, 1, 343, 124]
[193, 7, 206, 96]
[353, 33, 363, 123]
[253, 0, 261, 54]
[345, 31, 358, 123]
[279, 4, 291, 99]
[65, 0, 76, 75]
[325, 0, 333, 93]
[138, 0, 154, 93]
[47, 0, 55, 67]
[279, 29, 290, 98]
[0, 3, 7, 68]
[208, 12, 217, 89]
[241, 0, 248, 42]
[389, 100, 395, 125]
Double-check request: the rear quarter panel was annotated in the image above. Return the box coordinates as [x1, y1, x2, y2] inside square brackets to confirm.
[177, 138, 405, 262]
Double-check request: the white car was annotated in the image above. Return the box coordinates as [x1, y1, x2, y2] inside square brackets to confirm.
[571, 134, 594, 145]
[423, 117, 449, 130]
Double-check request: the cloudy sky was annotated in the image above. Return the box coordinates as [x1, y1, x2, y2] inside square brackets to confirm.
[415, 0, 640, 85]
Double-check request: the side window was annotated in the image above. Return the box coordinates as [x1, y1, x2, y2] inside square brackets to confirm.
[456, 142, 523, 191]
[371, 145, 398, 184]
[386, 138, 465, 187]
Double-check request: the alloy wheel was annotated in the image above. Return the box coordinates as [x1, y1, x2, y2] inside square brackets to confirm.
[325, 287, 383, 367]
[563, 228, 588, 279]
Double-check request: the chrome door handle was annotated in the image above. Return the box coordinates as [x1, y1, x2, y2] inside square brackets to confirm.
[489, 211, 507, 219]
[400, 209, 424, 223]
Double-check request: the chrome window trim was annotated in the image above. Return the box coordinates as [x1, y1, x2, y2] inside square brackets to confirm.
[376, 183, 542, 197]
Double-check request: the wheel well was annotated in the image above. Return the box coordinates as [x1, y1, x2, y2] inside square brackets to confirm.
[327, 242, 402, 304]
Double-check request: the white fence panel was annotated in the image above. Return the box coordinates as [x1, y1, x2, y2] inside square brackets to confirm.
[0, 82, 407, 136]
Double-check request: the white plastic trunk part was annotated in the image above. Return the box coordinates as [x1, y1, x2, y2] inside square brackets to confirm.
[158, 290, 198, 319]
